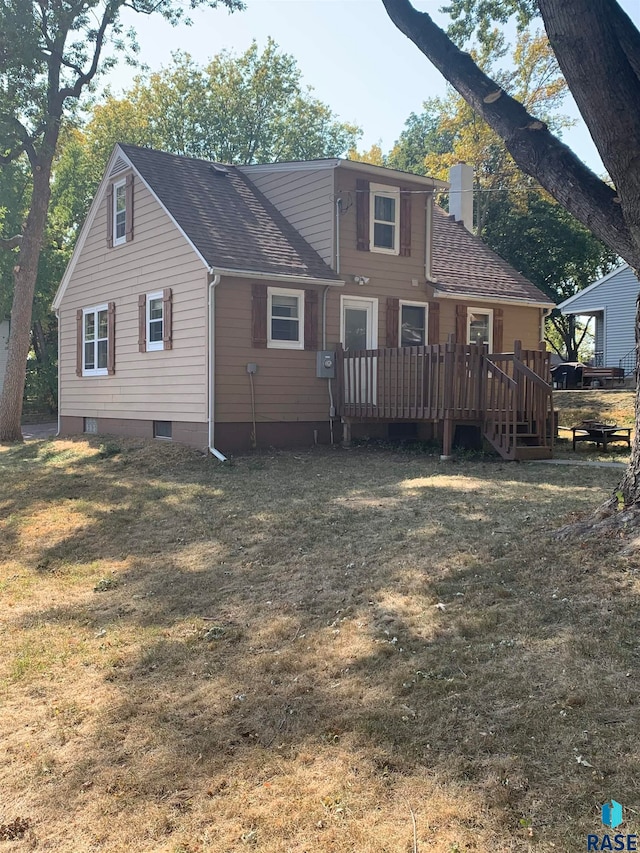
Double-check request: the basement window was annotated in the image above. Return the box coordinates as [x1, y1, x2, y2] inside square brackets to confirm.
[84, 417, 98, 435]
[153, 421, 172, 440]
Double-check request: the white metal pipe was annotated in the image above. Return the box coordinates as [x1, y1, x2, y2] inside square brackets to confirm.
[207, 273, 227, 461]
[55, 310, 61, 437]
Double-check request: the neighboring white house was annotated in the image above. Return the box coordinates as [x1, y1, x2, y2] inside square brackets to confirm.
[558, 263, 639, 374]
[0, 320, 9, 394]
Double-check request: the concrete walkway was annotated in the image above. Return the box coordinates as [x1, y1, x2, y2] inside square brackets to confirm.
[530, 458, 627, 469]
[21, 422, 58, 440]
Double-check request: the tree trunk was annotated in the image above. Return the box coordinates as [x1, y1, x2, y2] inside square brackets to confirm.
[0, 149, 55, 441]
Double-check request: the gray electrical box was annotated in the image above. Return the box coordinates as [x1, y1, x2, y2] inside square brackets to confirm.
[316, 350, 336, 378]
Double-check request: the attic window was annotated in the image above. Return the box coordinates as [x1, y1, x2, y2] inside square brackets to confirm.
[107, 174, 134, 248]
[113, 180, 127, 245]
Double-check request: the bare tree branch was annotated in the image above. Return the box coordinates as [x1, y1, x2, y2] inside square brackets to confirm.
[0, 234, 22, 250]
[57, 2, 118, 102]
[380, 0, 638, 265]
[538, 0, 640, 252]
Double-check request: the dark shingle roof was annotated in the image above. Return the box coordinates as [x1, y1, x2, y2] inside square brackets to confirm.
[431, 205, 554, 305]
[120, 145, 340, 282]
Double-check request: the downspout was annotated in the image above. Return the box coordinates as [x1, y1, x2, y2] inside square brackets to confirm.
[328, 198, 342, 443]
[208, 273, 227, 461]
[335, 197, 341, 275]
[425, 191, 435, 282]
[55, 310, 61, 437]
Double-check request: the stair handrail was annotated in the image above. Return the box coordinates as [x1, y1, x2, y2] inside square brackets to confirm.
[511, 355, 554, 450]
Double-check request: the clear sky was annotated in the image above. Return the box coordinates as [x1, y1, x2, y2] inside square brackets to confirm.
[108, 0, 640, 174]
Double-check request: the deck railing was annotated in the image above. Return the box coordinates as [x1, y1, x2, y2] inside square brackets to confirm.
[336, 340, 553, 456]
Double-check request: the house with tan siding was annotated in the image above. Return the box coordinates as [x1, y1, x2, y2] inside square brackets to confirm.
[53, 145, 555, 459]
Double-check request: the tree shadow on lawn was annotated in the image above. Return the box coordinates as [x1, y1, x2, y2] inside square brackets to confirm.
[2, 441, 638, 850]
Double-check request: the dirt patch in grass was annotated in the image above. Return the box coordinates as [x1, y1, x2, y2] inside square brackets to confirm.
[1, 437, 639, 851]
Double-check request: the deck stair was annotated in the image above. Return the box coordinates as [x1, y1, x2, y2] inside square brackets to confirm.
[336, 339, 554, 461]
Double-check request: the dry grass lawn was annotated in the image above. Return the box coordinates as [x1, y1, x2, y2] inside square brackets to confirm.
[1, 436, 639, 852]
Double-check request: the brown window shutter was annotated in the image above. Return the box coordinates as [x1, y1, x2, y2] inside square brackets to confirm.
[76, 309, 83, 376]
[252, 283, 268, 348]
[138, 294, 147, 352]
[356, 178, 369, 251]
[106, 184, 114, 248]
[107, 302, 116, 375]
[163, 288, 173, 350]
[400, 187, 411, 257]
[493, 307, 504, 353]
[455, 304, 467, 344]
[427, 301, 439, 344]
[125, 174, 134, 242]
[304, 289, 318, 351]
[386, 297, 399, 348]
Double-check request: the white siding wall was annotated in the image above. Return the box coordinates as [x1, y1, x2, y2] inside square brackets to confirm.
[0, 320, 9, 394]
[601, 267, 639, 366]
[59, 171, 209, 422]
[562, 266, 639, 366]
[239, 167, 334, 266]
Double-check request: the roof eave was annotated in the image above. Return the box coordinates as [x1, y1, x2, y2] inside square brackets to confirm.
[211, 267, 344, 287]
[557, 262, 630, 311]
[432, 288, 554, 309]
[339, 159, 448, 190]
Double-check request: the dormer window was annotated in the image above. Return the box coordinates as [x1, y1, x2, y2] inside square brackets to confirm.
[370, 183, 399, 254]
[356, 178, 410, 256]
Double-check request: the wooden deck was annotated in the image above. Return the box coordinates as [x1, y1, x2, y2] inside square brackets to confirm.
[335, 340, 553, 460]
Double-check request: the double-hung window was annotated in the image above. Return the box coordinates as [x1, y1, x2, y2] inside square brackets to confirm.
[113, 179, 127, 246]
[83, 305, 109, 375]
[267, 288, 304, 349]
[467, 307, 493, 350]
[370, 183, 399, 254]
[400, 302, 428, 346]
[146, 291, 164, 351]
[138, 289, 172, 352]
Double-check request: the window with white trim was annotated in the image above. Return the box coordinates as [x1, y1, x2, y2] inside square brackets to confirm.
[370, 183, 399, 254]
[83, 305, 109, 376]
[113, 179, 127, 246]
[400, 301, 428, 346]
[146, 291, 164, 351]
[467, 307, 493, 350]
[267, 288, 304, 349]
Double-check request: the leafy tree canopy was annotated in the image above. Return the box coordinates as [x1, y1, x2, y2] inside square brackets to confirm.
[82, 40, 361, 170]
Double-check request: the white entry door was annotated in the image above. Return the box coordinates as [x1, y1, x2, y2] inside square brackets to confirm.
[341, 297, 378, 405]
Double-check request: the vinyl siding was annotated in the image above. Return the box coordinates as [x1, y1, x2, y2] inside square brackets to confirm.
[560, 265, 639, 366]
[239, 167, 334, 266]
[0, 320, 8, 394]
[213, 280, 543, 429]
[58, 170, 209, 422]
[334, 166, 542, 350]
[215, 277, 331, 423]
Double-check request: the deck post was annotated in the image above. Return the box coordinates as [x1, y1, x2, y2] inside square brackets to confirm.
[342, 419, 352, 447]
[441, 417, 454, 460]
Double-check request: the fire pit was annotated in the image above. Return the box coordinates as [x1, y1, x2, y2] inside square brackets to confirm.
[571, 421, 631, 452]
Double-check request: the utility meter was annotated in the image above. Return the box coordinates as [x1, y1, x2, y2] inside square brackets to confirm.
[316, 350, 336, 378]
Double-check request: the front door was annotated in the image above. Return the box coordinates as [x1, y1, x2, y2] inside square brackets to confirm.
[341, 297, 378, 405]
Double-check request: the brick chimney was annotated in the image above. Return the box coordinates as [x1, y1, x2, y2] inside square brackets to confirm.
[449, 163, 474, 232]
